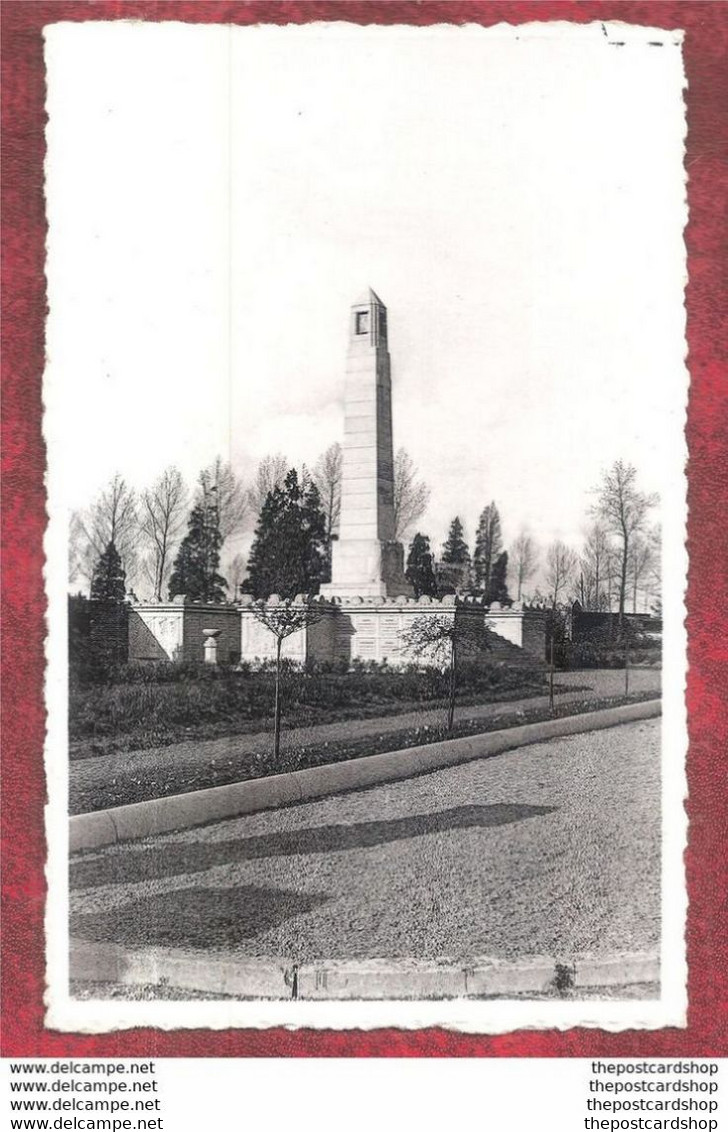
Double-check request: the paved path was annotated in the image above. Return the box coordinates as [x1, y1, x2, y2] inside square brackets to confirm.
[71, 668, 660, 814]
[71, 717, 661, 963]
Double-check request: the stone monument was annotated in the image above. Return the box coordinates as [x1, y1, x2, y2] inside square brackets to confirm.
[243, 290, 542, 667]
[129, 292, 546, 668]
[320, 288, 413, 599]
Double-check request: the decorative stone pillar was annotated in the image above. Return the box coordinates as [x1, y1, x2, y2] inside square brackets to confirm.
[203, 628, 221, 665]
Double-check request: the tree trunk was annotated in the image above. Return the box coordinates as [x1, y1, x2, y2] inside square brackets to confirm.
[157, 534, 169, 604]
[594, 560, 600, 613]
[549, 620, 555, 714]
[618, 530, 628, 628]
[274, 635, 283, 759]
[447, 636, 457, 732]
[155, 546, 166, 603]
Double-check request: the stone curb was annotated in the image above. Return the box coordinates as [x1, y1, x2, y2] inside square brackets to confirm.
[70, 939, 292, 999]
[70, 939, 659, 1000]
[70, 699, 661, 852]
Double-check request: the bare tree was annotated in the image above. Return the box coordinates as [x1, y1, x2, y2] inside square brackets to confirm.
[393, 448, 430, 542]
[510, 531, 538, 602]
[544, 540, 577, 608]
[312, 442, 343, 541]
[140, 467, 188, 601]
[198, 457, 248, 544]
[628, 532, 658, 614]
[402, 611, 488, 733]
[579, 522, 610, 611]
[594, 460, 658, 625]
[645, 524, 662, 614]
[75, 473, 140, 589]
[246, 453, 288, 519]
[68, 510, 88, 589]
[247, 600, 322, 759]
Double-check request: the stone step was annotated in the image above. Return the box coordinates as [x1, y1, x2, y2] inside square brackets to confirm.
[483, 626, 546, 668]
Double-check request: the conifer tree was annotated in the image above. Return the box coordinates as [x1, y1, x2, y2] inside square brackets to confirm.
[90, 541, 127, 603]
[405, 533, 438, 598]
[244, 468, 327, 599]
[168, 499, 227, 603]
[441, 517, 470, 565]
[473, 502, 502, 593]
[487, 550, 511, 605]
[438, 516, 471, 594]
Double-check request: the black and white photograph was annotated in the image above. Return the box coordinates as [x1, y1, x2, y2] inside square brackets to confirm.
[43, 19, 688, 1032]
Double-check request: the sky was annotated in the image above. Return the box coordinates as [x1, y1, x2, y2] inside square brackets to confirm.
[44, 21, 688, 561]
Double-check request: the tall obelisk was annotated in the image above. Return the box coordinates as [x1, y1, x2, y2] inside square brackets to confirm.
[321, 289, 413, 598]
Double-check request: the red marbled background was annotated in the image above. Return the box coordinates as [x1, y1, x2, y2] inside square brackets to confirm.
[2, 1, 726, 1058]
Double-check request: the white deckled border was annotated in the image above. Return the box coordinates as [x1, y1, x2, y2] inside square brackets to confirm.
[43, 19, 688, 1034]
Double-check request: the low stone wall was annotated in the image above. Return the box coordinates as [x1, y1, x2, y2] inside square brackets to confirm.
[128, 608, 182, 662]
[238, 596, 336, 664]
[335, 598, 460, 665]
[128, 596, 547, 669]
[69, 596, 129, 676]
[129, 600, 242, 665]
[238, 596, 459, 666]
[238, 595, 546, 667]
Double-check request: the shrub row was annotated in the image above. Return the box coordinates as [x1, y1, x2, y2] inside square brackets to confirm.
[556, 640, 662, 671]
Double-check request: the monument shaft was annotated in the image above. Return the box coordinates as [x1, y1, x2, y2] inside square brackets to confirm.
[323, 290, 413, 598]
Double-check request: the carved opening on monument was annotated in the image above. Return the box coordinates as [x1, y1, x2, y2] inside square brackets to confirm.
[355, 310, 369, 335]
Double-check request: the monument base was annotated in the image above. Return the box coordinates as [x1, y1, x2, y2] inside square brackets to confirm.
[319, 582, 401, 599]
[321, 538, 414, 600]
[236, 596, 547, 668]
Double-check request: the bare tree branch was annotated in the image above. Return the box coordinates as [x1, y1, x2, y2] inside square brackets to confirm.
[627, 531, 658, 614]
[68, 510, 88, 589]
[544, 540, 578, 608]
[140, 466, 188, 601]
[402, 610, 489, 731]
[594, 460, 658, 623]
[198, 457, 248, 544]
[312, 442, 343, 540]
[510, 531, 538, 602]
[246, 453, 289, 518]
[578, 522, 610, 611]
[75, 473, 140, 590]
[393, 448, 430, 542]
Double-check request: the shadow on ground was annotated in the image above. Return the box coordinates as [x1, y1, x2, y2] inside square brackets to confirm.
[71, 803, 556, 890]
[71, 884, 329, 948]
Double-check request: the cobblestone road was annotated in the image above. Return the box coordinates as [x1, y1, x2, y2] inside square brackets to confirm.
[70, 717, 661, 963]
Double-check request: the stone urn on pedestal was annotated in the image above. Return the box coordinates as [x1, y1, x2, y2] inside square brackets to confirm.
[202, 628, 222, 665]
